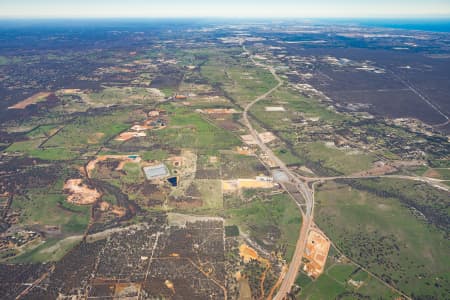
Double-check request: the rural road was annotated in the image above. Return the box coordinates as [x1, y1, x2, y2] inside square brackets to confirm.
[240, 44, 446, 300]
[242, 44, 315, 300]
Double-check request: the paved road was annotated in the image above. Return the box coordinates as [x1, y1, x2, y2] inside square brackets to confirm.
[306, 174, 449, 192]
[242, 45, 315, 300]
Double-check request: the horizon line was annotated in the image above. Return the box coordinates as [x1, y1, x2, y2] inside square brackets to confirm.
[1, 15, 450, 20]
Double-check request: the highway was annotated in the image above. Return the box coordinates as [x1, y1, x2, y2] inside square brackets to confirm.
[242, 45, 315, 300]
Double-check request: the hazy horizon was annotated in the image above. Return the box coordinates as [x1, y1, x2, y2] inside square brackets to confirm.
[1, 0, 450, 19]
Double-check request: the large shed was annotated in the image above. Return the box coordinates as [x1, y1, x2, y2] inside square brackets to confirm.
[143, 164, 169, 180]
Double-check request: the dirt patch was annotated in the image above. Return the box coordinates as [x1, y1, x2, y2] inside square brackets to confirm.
[115, 131, 146, 142]
[114, 282, 141, 298]
[64, 179, 101, 205]
[235, 146, 256, 156]
[241, 132, 277, 145]
[222, 178, 276, 193]
[8, 92, 52, 109]
[265, 106, 285, 112]
[99, 201, 110, 211]
[239, 244, 269, 265]
[197, 108, 239, 114]
[303, 229, 331, 279]
[350, 161, 397, 177]
[111, 206, 127, 217]
[87, 132, 105, 144]
[423, 168, 441, 179]
[86, 155, 141, 176]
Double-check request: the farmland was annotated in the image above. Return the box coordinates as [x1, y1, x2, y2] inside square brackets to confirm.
[0, 19, 449, 299]
[315, 180, 450, 299]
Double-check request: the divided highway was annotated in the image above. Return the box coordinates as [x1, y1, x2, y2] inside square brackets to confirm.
[242, 45, 314, 300]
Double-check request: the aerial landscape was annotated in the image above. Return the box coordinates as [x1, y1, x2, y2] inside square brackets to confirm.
[0, 1, 449, 299]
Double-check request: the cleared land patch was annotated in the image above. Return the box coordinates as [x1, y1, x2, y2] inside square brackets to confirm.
[8, 92, 52, 109]
[64, 179, 101, 205]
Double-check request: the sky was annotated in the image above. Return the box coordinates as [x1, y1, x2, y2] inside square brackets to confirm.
[1, 0, 450, 19]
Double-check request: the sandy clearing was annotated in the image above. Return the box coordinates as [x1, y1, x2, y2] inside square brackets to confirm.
[222, 178, 276, 193]
[303, 229, 331, 278]
[64, 179, 101, 205]
[265, 106, 286, 112]
[8, 92, 52, 109]
[241, 132, 277, 145]
[86, 155, 141, 176]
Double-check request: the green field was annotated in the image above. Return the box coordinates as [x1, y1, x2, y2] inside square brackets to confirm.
[297, 247, 401, 299]
[12, 188, 90, 234]
[200, 52, 278, 106]
[7, 177, 91, 263]
[251, 88, 344, 128]
[314, 180, 450, 299]
[225, 193, 302, 261]
[343, 178, 449, 232]
[86, 86, 162, 106]
[297, 142, 375, 175]
[220, 153, 267, 179]
[11, 236, 83, 263]
[195, 179, 223, 209]
[5, 109, 132, 160]
[152, 105, 241, 152]
[45, 110, 130, 150]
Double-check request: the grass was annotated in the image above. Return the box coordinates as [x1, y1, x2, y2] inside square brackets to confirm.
[4, 138, 78, 160]
[86, 86, 162, 106]
[12, 191, 90, 233]
[200, 52, 278, 106]
[225, 193, 302, 261]
[121, 162, 144, 185]
[297, 244, 400, 299]
[11, 176, 91, 235]
[274, 147, 304, 166]
[141, 149, 169, 161]
[298, 142, 375, 175]
[220, 153, 267, 179]
[45, 109, 130, 151]
[5, 109, 132, 160]
[252, 88, 345, 127]
[8, 178, 90, 263]
[327, 264, 357, 284]
[345, 178, 449, 232]
[195, 179, 223, 209]
[153, 105, 241, 152]
[301, 273, 346, 299]
[11, 236, 82, 263]
[160, 87, 175, 97]
[435, 168, 450, 180]
[314, 180, 450, 299]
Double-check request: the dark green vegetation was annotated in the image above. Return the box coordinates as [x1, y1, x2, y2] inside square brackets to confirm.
[315, 180, 450, 299]
[341, 178, 450, 234]
[225, 225, 239, 237]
